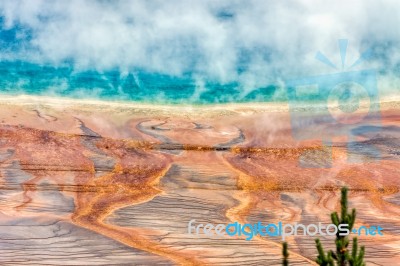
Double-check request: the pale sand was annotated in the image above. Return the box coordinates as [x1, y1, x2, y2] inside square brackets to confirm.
[0, 94, 288, 114]
[0, 94, 399, 118]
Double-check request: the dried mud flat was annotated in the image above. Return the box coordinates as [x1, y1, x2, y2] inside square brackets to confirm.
[0, 97, 399, 265]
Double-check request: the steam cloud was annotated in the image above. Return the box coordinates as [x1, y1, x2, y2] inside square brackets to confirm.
[0, 0, 399, 96]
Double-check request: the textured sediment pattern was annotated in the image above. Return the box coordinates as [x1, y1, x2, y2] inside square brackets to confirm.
[0, 103, 399, 265]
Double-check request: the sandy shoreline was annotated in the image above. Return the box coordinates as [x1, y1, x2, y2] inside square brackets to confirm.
[0, 94, 399, 115]
[0, 94, 288, 119]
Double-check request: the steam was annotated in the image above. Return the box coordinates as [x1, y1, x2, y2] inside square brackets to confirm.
[0, 0, 399, 97]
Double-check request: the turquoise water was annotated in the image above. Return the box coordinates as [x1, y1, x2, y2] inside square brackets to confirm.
[0, 61, 388, 107]
[0, 19, 393, 105]
[0, 18, 280, 104]
[0, 61, 280, 104]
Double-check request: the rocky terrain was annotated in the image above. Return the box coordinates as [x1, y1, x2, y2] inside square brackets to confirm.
[0, 99, 399, 265]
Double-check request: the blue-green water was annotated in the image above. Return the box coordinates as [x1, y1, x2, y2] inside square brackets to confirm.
[0, 17, 281, 104]
[0, 7, 397, 106]
[0, 61, 282, 104]
[0, 19, 394, 105]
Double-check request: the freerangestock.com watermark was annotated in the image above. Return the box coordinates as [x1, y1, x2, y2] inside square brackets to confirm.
[187, 220, 383, 241]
